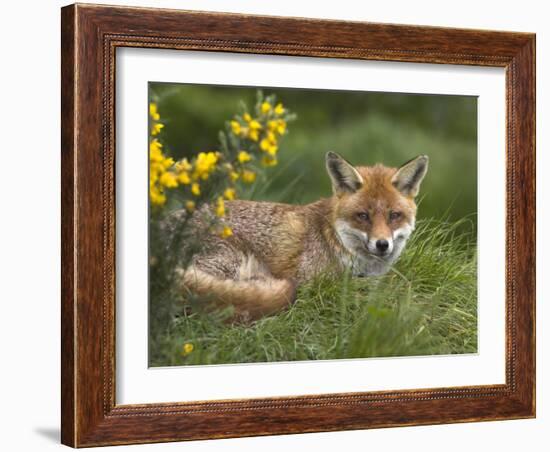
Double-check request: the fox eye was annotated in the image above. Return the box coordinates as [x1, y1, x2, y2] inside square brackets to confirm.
[389, 211, 402, 221]
[357, 212, 370, 222]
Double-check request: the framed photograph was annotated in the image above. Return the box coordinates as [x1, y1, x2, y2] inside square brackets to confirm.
[61, 3, 535, 447]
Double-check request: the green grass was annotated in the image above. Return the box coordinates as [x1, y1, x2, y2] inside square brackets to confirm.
[148, 216, 477, 367]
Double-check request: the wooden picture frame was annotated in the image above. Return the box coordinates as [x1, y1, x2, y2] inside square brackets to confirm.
[61, 3, 535, 447]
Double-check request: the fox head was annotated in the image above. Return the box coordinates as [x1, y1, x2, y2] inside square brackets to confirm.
[326, 151, 429, 276]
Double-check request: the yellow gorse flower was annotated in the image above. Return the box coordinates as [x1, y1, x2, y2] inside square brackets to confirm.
[241, 117, 262, 142]
[230, 120, 241, 135]
[215, 197, 226, 217]
[191, 183, 201, 196]
[276, 119, 287, 135]
[150, 138, 163, 156]
[259, 138, 270, 152]
[178, 171, 191, 185]
[249, 119, 262, 130]
[159, 171, 178, 188]
[185, 200, 195, 212]
[238, 150, 252, 163]
[150, 102, 164, 136]
[268, 119, 287, 135]
[162, 157, 174, 169]
[262, 156, 277, 167]
[224, 188, 236, 200]
[193, 152, 218, 180]
[274, 103, 285, 115]
[175, 158, 192, 172]
[241, 170, 256, 184]
[182, 343, 194, 356]
[220, 225, 233, 238]
[260, 140, 277, 155]
[150, 190, 166, 206]
[149, 110, 176, 207]
[149, 102, 160, 121]
[261, 101, 271, 114]
[260, 130, 278, 155]
[151, 122, 164, 136]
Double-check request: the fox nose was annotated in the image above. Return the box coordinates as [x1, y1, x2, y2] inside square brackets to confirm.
[376, 239, 389, 252]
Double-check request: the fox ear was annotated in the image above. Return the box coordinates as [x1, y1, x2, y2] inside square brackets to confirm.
[392, 155, 429, 197]
[326, 152, 364, 195]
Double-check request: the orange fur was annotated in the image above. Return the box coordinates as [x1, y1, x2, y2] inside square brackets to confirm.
[174, 153, 428, 322]
[179, 263, 296, 322]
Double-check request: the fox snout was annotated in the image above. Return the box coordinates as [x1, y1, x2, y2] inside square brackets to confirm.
[365, 217, 394, 256]
[366, 237, 393, 256]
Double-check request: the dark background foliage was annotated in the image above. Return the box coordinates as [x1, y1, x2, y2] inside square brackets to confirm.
[150, 83, 477, 222]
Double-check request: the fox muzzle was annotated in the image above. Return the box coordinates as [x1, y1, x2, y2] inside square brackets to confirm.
[367, 237, 394, 256]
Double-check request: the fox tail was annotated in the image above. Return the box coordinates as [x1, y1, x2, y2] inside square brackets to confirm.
[177, 255, 296, 322]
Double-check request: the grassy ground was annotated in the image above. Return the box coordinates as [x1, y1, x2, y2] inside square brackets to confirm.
[148, 216, 477, 367]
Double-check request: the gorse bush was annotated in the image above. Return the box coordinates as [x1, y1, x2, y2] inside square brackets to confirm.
[149, 91, 295, 224]
[152, 84, 477, 221]
[148, 91, 296, 359]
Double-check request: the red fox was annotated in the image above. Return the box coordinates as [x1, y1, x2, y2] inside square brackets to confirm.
[177, 152, 428, 321]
